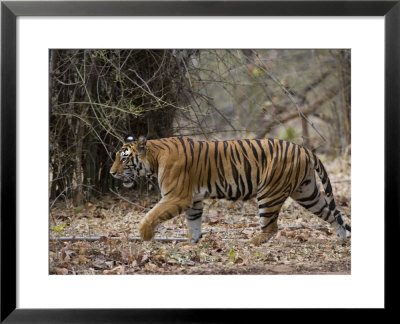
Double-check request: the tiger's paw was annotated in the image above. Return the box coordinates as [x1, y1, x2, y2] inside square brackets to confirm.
[138, 220, 154, 241]
[249, 234, 266, 246]
[249, 232, 275, 246]
[188, 233, 202, 244]
[334, 223, 351, 240]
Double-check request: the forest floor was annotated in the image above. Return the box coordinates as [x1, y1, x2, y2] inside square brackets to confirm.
[49, 155, 351, 275]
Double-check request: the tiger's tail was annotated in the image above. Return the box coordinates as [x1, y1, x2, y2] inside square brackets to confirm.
[313, 154, 351, 239]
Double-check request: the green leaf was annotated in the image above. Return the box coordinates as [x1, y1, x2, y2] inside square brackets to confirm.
[52, 223, 67, 233]
[279, 126, 296, 142]
[229, 249, 236, 262]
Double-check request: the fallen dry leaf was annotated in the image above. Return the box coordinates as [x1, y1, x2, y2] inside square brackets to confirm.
[84, 202, 96, 211]
[242, 229, 254, 236]
[55, 267, 69, 275]
[140, 254, 149, 264]
[99, 236, 108, 243]
[154, 255, 166, 262]
[296, 234, 308, 242]
[234, 257, 244, 264]
[145, 263, 158, 271]
[103, 265, 125, 274]
[78, 255, 88, 264]
[208, 218, 219, 225]
[284, 230, 295, 238]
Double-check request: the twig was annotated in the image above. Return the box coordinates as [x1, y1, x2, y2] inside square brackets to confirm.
[50, 236, 252, 243]
[129, 69, 163, 108]
[50, 236, 188, 242]
[171, 223, 331, 236]
[330, 179, 350, 183]
[49, 223, 335, 243]
[54, 111, 114, 160]
[49, 188, 68, 210]
[251, 50, 327, 143]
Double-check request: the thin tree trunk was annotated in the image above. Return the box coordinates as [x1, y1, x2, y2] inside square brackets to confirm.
[337, 52, 351, 149]
[74, 118, 85, 206]
[301, 114, 310, 147]
[49, 51, 57, 199]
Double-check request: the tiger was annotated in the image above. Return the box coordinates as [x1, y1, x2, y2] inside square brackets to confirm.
[110, 135, 351, 245]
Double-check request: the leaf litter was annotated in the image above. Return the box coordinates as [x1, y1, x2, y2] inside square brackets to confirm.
[49, 155, 351, 275]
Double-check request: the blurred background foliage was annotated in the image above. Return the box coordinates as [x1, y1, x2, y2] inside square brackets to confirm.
[49, 49, 350, 206]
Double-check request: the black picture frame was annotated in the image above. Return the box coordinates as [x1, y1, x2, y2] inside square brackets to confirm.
[1, 0, 398, 322]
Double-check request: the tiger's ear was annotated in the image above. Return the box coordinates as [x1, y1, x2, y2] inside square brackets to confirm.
[124, 134, 135, 143]
[137, 136, 147, 153]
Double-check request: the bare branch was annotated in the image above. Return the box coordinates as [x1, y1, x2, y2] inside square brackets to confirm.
[251, 50, 327, 142]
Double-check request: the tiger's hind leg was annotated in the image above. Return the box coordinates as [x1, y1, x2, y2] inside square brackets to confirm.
[185, 200, 203, 244]
[291, 172, 350, 239]
[249, 193, 288, 246]
[249, 215, 279, 246]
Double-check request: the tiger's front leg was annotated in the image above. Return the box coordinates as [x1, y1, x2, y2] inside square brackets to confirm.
[138, 198, 191, 241]
[185, 200, 204, 244]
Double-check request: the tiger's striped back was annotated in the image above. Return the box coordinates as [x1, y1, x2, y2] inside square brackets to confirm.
[150, 137, 312, 201]
[110, 136, 351, 244]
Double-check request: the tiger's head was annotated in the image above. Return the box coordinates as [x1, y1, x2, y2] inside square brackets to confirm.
[110, 135, 149, 188]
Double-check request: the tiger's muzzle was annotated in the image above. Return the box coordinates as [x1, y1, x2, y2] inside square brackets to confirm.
[110, 171, 135, 188]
